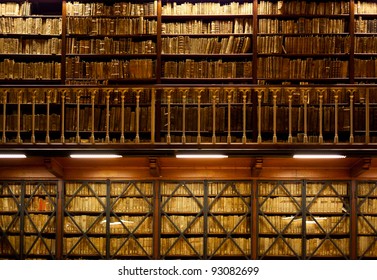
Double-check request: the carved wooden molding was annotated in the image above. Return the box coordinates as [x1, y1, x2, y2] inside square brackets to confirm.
[350, 158, 371, 178]
[251, 157, 263, 177]
[149, 157, 160, 177]
[44, 158, 64, 178]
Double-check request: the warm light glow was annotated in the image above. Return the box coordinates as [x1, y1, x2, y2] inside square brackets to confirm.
[100, 220, 134, 225]
[70, 154, 122, 159]
[176, 154, 228, 159]
[293, 154, 346, 159]
[0, 154, 26, 158]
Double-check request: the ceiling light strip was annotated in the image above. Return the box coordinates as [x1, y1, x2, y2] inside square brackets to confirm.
[70, 154, 122, 159]
[293, 154, 346, 159]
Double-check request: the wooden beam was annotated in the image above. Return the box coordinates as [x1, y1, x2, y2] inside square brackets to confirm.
[350, 158, 371, 178]
[44, 158, 64, 178]
[149, 157, 160, 177]
[251, 157, 263, 177]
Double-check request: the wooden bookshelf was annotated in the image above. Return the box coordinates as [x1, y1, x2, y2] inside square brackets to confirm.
[0, 180, 58, 259]
[63, 180, 154, 259]
[356, 181, 377, 259]
[258, 180, 351, 259]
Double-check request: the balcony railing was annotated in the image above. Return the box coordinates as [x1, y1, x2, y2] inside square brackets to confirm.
[0, 84, 376, 155]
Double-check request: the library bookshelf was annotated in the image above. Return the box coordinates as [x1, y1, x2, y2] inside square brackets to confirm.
[1, 0, 377, 260]
[1, 156, 377, 260]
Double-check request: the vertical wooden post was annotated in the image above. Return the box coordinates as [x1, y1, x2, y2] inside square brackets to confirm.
[257, 89, 262, 144]
[242, 89, 248, 144]
[182, 89, 187, 144]
[90, 90, 96, 144]
[60, 90, 66, 144]
[75, 90, 81, 143]
[197, 89, 202, 144]
[333, 89, 339, 144]
[227, 88, 232, 144]
[166, 89, 172, 144]
[287, 89, 293, 144]
[31, 90, 36, 144]
[272, 88, 278, 144]
[2, 90, 6, 143]
[151, 88, 156, 144]
[46, 90, 51, 144]
[348, 88, 355, 144]
[105, 90, 110, 143]
[212, 89, 217, 144]
[303, 88, 308, 143]
[120, 90, 126, 143]
[365, 88, 370, 144]
[16, 89, 22, 144]
[318, 89, 325, 144]
[135, 89, 141, 144]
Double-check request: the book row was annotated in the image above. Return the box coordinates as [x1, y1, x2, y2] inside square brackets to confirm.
[2, 88, 154, 105]
[161, 237, 202, 256]
[259, 216, 349, 234]
[354, 59, 377, 78]
[161, 2, 253, 16]
[162, 215, 251, 234]
[0, 17, 62, 35]
[260, 106, 351, 133]
[355, 1, 377, 14]
[258, 182, 348, 196]
[160, 182, 252, 197]
[110, 237, 153, 256]
[67, 38, 156, 55]
[23, 214, 56, 234]
[258, 35, 350, 54]
[355, 37, 377, 53]
[161, 88, 252, 104]
[355, 19, 377, 33]
[0, 60, 61, 80]
[0, 197, 55, 212]
[161, 106, 252, 133]
[161, 36, 251, 54]
[65, 182, 153, 199]
[259, 237, 349, 257]
[2, 114, 61, 132]
[357, 183, 377, 197]
[257, 57, 349, 79]
[161, 19, 253, 35]
[66, 58, 155, 80]
[358, 198, 377, 214]
[0, 2, 30, 16]
[258, 18, 346, 34]
[258, 1, 349, 15]
[207, 237, 251, 255]
[209, 197, 251, 213]
[259, 197, 345, 213]
[64, 106, 151, 133]
[64, 216, 153, 234]
[0, 38, 62, 55]
[358, 216, 377, 234]
[358, 237, 377, 257]
[67, 18, 157, 36]
[163, 60, 252, 79]
[0, 183, 56, 196]
[112, 198, 152, 213]
[259, 88, 377, 105]
[66, 1, 157, 17]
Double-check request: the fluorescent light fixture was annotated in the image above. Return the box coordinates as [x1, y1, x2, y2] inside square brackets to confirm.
[0, 154, 26, 159]
[293, 154, 346, 159]
[70, 154, 122, 159]
[176, 154, 228, 159]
